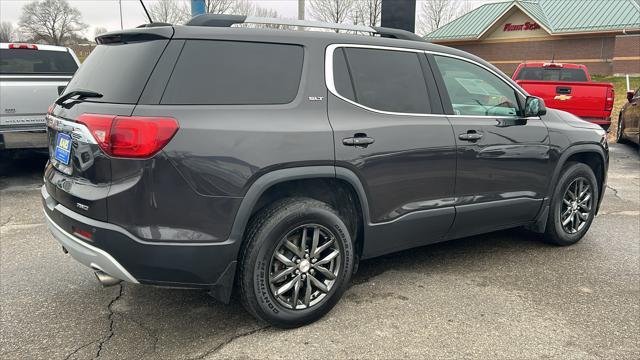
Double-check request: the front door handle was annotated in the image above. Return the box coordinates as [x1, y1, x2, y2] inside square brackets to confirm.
[343, 134, 375, 147]
[458, 131, 483, 141]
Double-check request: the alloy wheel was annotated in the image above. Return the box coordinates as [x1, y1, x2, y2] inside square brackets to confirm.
[268, 224, 341, 310]
[560, 177, 593, 234]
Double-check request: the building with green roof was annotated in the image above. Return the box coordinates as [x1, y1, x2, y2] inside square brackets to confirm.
[425, 0, 640, 75]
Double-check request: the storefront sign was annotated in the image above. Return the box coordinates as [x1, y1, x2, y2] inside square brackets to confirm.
[503, 22, 541, 31]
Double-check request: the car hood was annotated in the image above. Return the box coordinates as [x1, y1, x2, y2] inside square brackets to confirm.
[548, 108, 604, 131]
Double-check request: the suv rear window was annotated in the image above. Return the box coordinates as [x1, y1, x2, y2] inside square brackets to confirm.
[63, 40, 169, 104]
[515, 67, 588, 82]
[0, 49, 78, 75]
[161, 40, 304, 105]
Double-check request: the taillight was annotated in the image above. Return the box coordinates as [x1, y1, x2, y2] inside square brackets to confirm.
[9, 43, 38, 50]
[605, 88, 614, 112]
[76, 114, 179, 158]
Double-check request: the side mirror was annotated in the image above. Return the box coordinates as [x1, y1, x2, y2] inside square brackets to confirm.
[524, 96, 546, 117]
[627, 91, 635, 103]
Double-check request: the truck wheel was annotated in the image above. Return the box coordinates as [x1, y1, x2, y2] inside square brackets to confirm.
[239, 198, 354, 328]
[544, 162, 599, 246]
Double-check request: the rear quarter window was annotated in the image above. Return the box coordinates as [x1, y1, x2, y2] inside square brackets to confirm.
[63, 40, 169, 104]
[161, 40, 304, 105]
[0, 49, 77, 74]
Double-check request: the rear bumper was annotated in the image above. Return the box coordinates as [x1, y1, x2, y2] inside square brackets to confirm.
[45, 209, 139, 283]
[42, 185, 239, 302]
[0, 128, 47, 149]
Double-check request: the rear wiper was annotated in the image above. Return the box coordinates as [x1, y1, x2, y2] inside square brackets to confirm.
[55, 89, 103, 105]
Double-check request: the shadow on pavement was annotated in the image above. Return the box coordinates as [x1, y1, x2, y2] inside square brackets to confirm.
[0, 150, 48, 189]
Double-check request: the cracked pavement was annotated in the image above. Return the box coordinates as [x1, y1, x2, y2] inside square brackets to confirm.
[1, 144, 638, 359]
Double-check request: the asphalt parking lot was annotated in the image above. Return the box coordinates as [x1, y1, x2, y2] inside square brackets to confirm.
[1, 144, 638, 360]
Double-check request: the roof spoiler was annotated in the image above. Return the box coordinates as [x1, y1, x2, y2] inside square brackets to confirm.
[185, 14, 425, 42]
[95, 26, 174, 44]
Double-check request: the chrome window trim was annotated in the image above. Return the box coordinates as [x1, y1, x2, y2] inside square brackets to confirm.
[325, 43, 532, 119]
[325, 43, 439, 118]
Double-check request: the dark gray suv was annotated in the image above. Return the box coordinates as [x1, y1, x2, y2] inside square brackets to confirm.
[43, 15, 609, 328]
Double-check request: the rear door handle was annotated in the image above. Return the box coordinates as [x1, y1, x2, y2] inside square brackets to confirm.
[459, 131, 483, 141]
[343, 134, 375, 147]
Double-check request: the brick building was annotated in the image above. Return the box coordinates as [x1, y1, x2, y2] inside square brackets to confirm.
[425, 0, 640, 76]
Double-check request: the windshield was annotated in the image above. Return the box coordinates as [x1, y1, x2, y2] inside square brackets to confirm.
[516, 67, 588, 82]
[0, 49, 78, 75]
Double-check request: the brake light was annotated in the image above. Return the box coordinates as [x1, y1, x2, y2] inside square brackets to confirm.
[76, 114, 179, 158]
[605, 87, 615, 112]
[9, 43, 38, 50]
[543, 62, 563, 68]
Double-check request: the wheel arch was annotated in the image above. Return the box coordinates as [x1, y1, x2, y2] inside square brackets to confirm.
[228, 166, 371, 259]
[550, 144, 607, 213]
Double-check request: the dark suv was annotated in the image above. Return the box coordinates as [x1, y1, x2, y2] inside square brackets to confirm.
[43, 15, 608, 328]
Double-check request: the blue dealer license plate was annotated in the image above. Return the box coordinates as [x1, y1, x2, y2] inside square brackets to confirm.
[54, 133, 72, 165]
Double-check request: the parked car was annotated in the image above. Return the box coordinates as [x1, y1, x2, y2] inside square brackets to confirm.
[616, 88, 640, 145]
[43, 15, 609, 328]
[513, 62, 615, 130]
[0, 43, 80, 151]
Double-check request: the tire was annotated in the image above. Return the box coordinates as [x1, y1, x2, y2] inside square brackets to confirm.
[544, 162, 599, 246]
[616, 115, 625, 144]
[238, 198, 354, 328]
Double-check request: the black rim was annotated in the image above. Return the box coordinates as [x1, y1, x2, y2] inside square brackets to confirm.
[560, 177, 593, 234]
[268, 224, 341, 310]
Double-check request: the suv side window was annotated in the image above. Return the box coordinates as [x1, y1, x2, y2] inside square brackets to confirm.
[332, 47, 431, 114]
[434, 55, 521, 117]
[161, 40, 304, 105]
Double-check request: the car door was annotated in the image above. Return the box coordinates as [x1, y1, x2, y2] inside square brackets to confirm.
[429, 54, 550, 239]
[624, 89, 640, 141]
[326, 44, 457, 258]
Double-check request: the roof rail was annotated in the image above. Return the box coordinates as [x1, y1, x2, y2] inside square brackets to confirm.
[185, 14, 425, 42]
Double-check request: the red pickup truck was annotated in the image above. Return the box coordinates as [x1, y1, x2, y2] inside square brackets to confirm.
[513, 63, 614, 130]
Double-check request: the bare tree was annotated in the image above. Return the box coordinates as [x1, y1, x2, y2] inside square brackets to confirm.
[232, 0, 255, 15]
[309, 0, 355, 25]
[352, 0, 382, 27]
[418, 0, 475, 35]
[18, 0, 87, 45]
[93, 27, 108, 39]
[203, 0, 240, 14]
[148, 0, 190, 24]
[0, 22, 16, 43]
[253, 6, 280, 19]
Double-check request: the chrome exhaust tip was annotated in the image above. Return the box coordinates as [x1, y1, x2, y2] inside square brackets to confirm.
[94, 270, 122, 287]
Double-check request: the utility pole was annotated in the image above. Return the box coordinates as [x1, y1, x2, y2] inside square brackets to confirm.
[298, 0, 305, 31]
[119, 0, 123, 29]
[298, 0, 305, 20]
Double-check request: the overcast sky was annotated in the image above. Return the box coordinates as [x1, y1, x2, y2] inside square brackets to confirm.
[0, 0, 489, 38]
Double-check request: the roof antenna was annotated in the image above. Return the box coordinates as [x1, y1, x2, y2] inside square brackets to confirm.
[139, 0, 153, 23]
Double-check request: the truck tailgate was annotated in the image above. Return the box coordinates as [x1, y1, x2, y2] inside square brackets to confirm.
[516, 80, 613, 119]
[0, 76, 71, 129]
